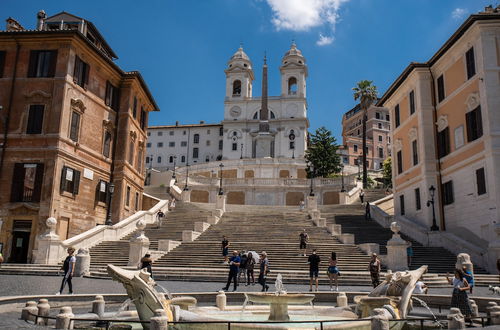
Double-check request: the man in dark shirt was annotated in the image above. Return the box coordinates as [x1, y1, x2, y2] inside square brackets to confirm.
[223, 250, 240, 291]
[299, 229, 308, 256]
[308, 249, 321, 292]
[221, 236, 229, 264]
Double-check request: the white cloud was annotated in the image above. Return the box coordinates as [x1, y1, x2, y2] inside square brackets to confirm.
[316, 33, 334, 46]
[452, 8, 467, 20]
[265, 0, 349, 32]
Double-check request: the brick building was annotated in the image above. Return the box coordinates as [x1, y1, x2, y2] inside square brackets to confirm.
[0, 11, 158, 262]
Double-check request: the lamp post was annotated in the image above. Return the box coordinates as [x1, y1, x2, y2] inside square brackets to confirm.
[183, 164, 190, 191]
[172, 156, 177, 183]
[240, 143, 243, 159]
[218, 163, 224, 195]
[309, 164, 315, 196]
[340, 163, 346, 192]
[292, 149, 295, 159]
[357, 157, 361, 180]
[105, 183, 115, 225]
[427, 185, 439, 231]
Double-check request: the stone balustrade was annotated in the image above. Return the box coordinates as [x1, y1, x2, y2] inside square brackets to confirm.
[338, 233, 355, 244]
[327, 224, 342, 236]
[158, 240, 181, 252]
[182, 230, 201, 242]
[194, 222, 211, 233]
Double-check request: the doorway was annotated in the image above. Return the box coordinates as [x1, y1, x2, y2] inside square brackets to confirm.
[10, 220, 32, 263]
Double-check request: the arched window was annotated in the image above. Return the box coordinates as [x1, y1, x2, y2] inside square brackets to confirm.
[169, 156, 173, 163]
[205, 155, 210, 162]
[193, 134, 200, 144]
[270, 111, 276, 119]
[253, 111, 276, 119]
[232, 80, 241, 96]
[288, 77, 297, 95]
[157, 156, 162, 163]
[181, 155, 186, 162]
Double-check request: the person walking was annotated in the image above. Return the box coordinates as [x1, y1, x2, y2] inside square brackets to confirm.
[328, 252, 340, 291]
[368, 253, 381, 288]
[299, 229, 309, 256]
[57, 247, 76, 295]
[406, 242, 413, 266]
[299, 200, 305, 211]
[462, 266, 474, 294]
[447, 269, 473, 317]
[359, 189, 365, 204]
[140, 253, 153, 277]
[222, 250, 241, 292]
[365, 202, 371, 220]
[246, 252, 256, 286]
[258, 252, 270, 292]
[308, 249, 321, 292]
[221, 235, 229, 264]
[238, 251, 248, 284]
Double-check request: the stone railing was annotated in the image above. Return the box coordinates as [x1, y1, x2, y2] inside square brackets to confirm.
[33, 196, 170, 265]
[370, 194, 394, 228]
[182, 175, 357, 188]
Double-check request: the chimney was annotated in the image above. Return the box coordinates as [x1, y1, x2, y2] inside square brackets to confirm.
[175, 121, 179, 126]
[36, 10, 46, 30]
[6, 17, 25, 31]
[200, 120, 205, 124]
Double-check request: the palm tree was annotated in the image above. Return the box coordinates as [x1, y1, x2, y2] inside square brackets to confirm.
[352, 80, 378, 189]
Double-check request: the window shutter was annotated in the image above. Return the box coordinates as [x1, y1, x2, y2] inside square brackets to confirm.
[60, 166, 67, 192]
[0, 51, 5, 78]
[32, 163, 45, 202]
[112, 88, 120, 111]
[10, 163, 25, 202]
[48, 50, 57, 77]
[83, 63, 90, 88]
[73, 56, 81, 83]
[105, 82, 111, 106]
[466, 111, 473, 142]
[476, 107, 483, 138]
[73, 169, 81, 195]
[27, 50, 38, 77]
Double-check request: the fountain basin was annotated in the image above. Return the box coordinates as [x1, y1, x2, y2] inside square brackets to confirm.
[245, 293, 315, 321]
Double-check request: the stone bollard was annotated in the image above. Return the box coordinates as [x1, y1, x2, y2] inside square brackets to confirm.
[36, 299, 50, 325]
[55, 306, 74, 330]
[216, 194, 226, 212]
[447, 307, 465, 330]
[486, 302, 498, 319]
[74, 248, 90, 277]
[371, 308, 389, 330]
[385, 222, 408, 271]
[336, 292, 348, 307]
[491, 306, 500, 325]
[92, 295, 105, 317]
[469, 299, 479, 318]
[21, 301, 38, 322]
[216, 290, 227, 311]
[150, 309, 169, 330]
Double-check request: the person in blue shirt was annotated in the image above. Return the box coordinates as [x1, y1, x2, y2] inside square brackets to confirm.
[462, 266, 474, 294]
[223, 250, 241, 291]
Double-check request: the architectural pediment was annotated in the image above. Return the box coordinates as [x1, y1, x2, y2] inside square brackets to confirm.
[436, 115, 448, 132]
[465, 92, 480, 111]
[24, 90, 52, 103]
[71, 98, 86, 113]
[7, 203, 40, 214]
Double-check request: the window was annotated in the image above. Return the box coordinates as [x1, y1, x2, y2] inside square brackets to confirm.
[375, 112, 380, 119]
[137, 149, 143, 173]
[412, 140, 418, 166]
[232, 80, 241, 96]
[158, 131, 163, 136]
[194, 134, 200, 144]
[395, 104, 400, 127]
[193, 148, 199, 158]
[442, 180, 454, 205]
[378, 147, 383, 158]
[466, 106, 483, 142]
[96, 180, 108, 203]
[386, 114, 390, 121]
[105, 82, 119, 110]
[145, 156, 150, 164]
[69, 111, 81, 142]
[73, 55, 90, 88]
[232, 143, 237, 151]
[140, 109, 147, 130]
[157, 142, 163, 147]
[207, 129, 211, 134]
[353, 145, 358, 153]
[0, 51, 5, 78]
[28, 50, 57, 78]
[397, 150, 403, 174]
[219, 127, 223, 136]
[409, 90, 415, 115]
[466, 47, 476, 79]
[205, 156, 210, 162]
[290, 141, 295, 149]
[206, 140, 211, 146]
[476, 167, 486, 195]
[378, 123, 382, 129]
[132, 97, 137, 118]
[219, 140, 223, 150]
[437, 75, 445, 102]
[128, 142, 134, 165]
[147, 132, 151, 136]
[181, 155, 185, 162]
[415, 188, 421, 210]
[103, 131, 112, 158]
[26, 105, 44, 134]
[169, 142, 175, 147]
[146, 142, 151, 148]
[169, 156, 174, 163]
[181, 141, 187, 147]
[183, 130, 187, 135]
[288, 77, 297, 95]
[157, 156, 162, 163]
[126, 186, 130, 207]
[169, 131, 174, 136]
[10, 163, 44, 202]
[60, 166, 81, 195]
[437, 127, 450, 158]
[354, 158, 359, 166]
[135, 192, 139, 211]
[400, 195, 405, 215]
[378, 135, 383, 142]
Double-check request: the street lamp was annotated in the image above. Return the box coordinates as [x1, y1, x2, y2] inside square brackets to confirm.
[184, 164, 190, 191]
[105, 183, 115, 225]
[240, 143, 243, 159]
[340, 163, 346, 192]
[172, 155, 177, 183]
[218, 163, 224, 195]
[357, 156, 361, 180]
[427, 185, 439, 231]
[309, 164, 315, 196]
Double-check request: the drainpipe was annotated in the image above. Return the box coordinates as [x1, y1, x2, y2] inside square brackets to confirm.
[428, 67, 446, 231]
[0, 41, 20, 180]
[106, 87, 121, 224]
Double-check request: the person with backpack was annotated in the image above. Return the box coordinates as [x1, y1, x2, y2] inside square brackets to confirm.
[246, 252, 256, 286]
[238, 251, 248, 284]
[57, 247, 76, 295]
[140, 253, 153, 277]
[258, 251, 269, 292]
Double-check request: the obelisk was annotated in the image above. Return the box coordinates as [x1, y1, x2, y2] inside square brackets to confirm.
[259, 55, 270, 132]
[254, 55, 274, 158]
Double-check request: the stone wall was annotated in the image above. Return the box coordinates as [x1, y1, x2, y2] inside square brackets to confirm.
[191, 190, 209, 203]
[227, 191, 245, 204]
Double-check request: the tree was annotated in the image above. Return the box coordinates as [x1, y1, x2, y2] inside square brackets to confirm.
[304, 127, 341, 178]
[382, 157, 392, 187]
[353, 80, 378, 189]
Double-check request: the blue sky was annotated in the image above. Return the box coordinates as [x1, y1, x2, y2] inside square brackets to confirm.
[1, 0, 495, 140]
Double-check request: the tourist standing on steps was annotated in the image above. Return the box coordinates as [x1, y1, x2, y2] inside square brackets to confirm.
[365, 202, 371, 220]
[328, 252, 340, 291]
[57, 247, 76, 295]
[308, 249, 321, 292]
[359, 189, 365, 204]
[299, 200, 305, 211]
[406, 242, 413, 266]
[221, 235, 229, 264]
[368, 253, 381, 288]
[246, 252, 256, 285]
[447, 269, 473, 317]
[238, 251, 248, 284]
[258, 251, 270, 292]
[299, 229, 309, 256]
[140, 253, 153, 277]
[223, 250, 241, 292]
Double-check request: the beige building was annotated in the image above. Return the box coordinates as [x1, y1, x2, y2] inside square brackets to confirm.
[377, 6, 500, 271]
[0, 11, 158, 262]
[341, 103, 391, 170]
